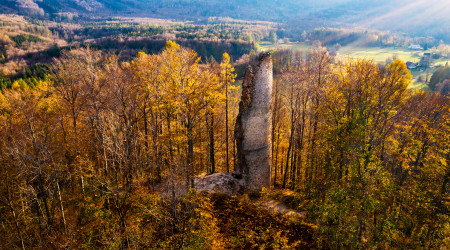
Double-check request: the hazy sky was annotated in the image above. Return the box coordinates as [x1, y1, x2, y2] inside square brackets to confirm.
[353, 0, 450, 33]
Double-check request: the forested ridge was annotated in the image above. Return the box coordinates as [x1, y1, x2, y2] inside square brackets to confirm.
[3, 0, 449, 42]
[0, 41, 449, 249]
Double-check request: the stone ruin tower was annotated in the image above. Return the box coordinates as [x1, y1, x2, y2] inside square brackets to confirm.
[235, 52, 273, 192]
[195, 53, 273, 195]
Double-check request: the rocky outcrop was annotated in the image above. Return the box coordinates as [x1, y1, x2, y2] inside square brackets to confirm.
[194, 173, 245, 196]
[196, 53, 273, 195]
[235, 52, 273, 192]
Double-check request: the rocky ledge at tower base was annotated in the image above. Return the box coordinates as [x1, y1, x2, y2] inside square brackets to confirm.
[194, 173, 245, 196]
[195, 53, 273, 196]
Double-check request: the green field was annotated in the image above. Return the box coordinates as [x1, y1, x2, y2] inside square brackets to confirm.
[259, 41, 311, 52]
[339, 46, 418, 63]
[261, 42, 450, 64]
[409, 70, 430, 91]
[260, 42, 450, 90]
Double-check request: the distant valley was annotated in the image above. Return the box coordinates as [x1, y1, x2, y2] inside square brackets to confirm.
[1, 0, 449, 42]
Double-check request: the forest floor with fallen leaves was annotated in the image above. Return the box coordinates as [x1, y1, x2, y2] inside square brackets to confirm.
[209, 191, 316, 249]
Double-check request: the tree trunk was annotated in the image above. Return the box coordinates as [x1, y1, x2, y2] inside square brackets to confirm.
[153, 110, 161, 183]
[282, 126, 294, 188]
[208, 112, 215, 173]
[225, 76, 229, 173]
[6, 174, 25, 250]
[56, 180, 67, 231]
[186, 117, 194, 189]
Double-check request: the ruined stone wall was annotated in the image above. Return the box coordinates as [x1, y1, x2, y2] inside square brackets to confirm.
[196, 53, 273, 195]
[235, 53, 273, 191]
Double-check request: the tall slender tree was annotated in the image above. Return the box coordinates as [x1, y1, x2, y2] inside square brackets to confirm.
[220, 53, 236, 172]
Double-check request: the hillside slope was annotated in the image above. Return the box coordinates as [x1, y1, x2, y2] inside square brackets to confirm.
[1, 0, 449, 41]
[2, 0, 325, 20]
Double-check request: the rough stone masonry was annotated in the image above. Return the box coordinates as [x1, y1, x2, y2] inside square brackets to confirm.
[195, 53, 273, 194]
[235, 52, 273, 191]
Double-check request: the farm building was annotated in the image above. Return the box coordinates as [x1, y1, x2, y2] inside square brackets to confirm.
[406, 62, 417, 69]
[408, 44, 423, 50]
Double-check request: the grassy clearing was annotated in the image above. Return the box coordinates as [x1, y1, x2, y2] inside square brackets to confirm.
[338, 46, 420, 63]
[408, 69, 433, 91]
[261, 42, 450, 66]
[260, 42, 436, 64]
[259, 41, 310, 52]
[260, 42, 445, 90]
[433, 58, 450, 67]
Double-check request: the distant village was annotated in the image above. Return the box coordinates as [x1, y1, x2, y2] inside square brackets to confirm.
[406, 44, 446, 70]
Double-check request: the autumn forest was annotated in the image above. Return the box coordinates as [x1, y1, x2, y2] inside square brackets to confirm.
[1, 0, 450, 248]
[0, 39, 447, 249]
